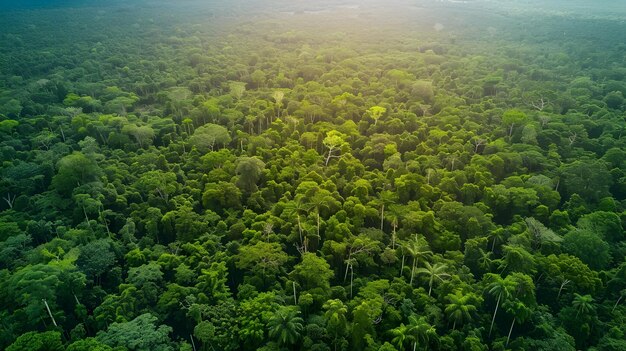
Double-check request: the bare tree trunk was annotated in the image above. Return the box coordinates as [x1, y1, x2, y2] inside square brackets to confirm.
[3, 193, 16, 209]
[297, 215, 303, 247]
[506, 317, 516, 346]
[59, 126, 66, 142]
[317, 212, 320, 238]
[83, 206, 91, 229]
[489, 293, 501, 337]
[612, 295, 623, 313]
[43, 299, 58, 327]
[410, 257, 416, 285]
[557, 280, 570, 299]
[350, 266, 354, 298]
[325, 148, 334, 166]
[99, 209, 111, 239]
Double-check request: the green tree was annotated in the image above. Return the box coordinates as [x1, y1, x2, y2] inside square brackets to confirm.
[272, 90, 285, 118]
[323, 130, 348, 166]
[576, 211, 624, 243]
[373, 190, 398, 234]
[402, 234, 432, 286]
[190, 123, 231, 152]
[406, 315, 438, 351]
[66, 338, 115, 351]
[196, 261, 231, 303]
[282, 198, 310, 250]
[560, 159, 612, 202]
[135, 170, 178, 203]
[96, 313, 174, 351]
[267, 306, 304, 346]
[6, 331, 63, 351]
[229, 81, 246, 100]
[536, 254, 601, 299]
[194, 320, 216, 351]
[484, 273, 514, 337]
[503, 300, 532, 347]
[235, 241, 288, 285]
[572, 293, 595, 318]
[444, 290, 481, 330]
[502, 109, 528, 137]
[525, 217, 563, 249]
[122, 124, 154, 148]
[202, 181, 242, 212]
[563, 229, 611, 270]
[7, 261, 86, 330]
[390, 322, 411, 351]
[386, 69, 413, 88]
[250, 69, 266, 88]
[238, 292, 279, 348]
[52, 152, 103, 196]
[323, 299, 348, 350]
[500, 244, 536, 275]
[415, 261, 450, 297]
[76, 239, 115, 282]
[2, 99, 22, 117]
[0, 119, 19, 134]
[604, 91, 624, 109]
[235, 157, 265, 194]
[368, 105, 387, 126]
[290, 253, 334, 304]
[411, 80, 435, 103]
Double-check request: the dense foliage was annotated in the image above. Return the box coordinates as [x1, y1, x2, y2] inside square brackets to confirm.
[1, 1, 625, 350]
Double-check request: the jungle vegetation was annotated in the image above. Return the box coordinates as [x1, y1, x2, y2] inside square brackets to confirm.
[1, 0, 625, 350]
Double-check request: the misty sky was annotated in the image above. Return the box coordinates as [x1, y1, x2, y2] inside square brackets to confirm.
[2, 0, 625, 19]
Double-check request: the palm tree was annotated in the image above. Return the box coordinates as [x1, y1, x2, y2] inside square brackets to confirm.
[403, 235, 432, 286]
[344, 257, 356, 298]
[612, 289, 626, 313]
[499, 244, 536, 275]
[272, 90, 284, 118]
[477, 248, 493, 272]
[283, 198, 309, 252]
[376, 190, 397, 232]
[406, 315, 438, 351]
[503, 300, 531, 347]
[487, 228, 506, 252]
[386, 206, 402, 249]
[486, 274, 513, 337]
[445, 152, 460, 171]
[309, 192, 333, 240]
[556, 278, 571, 299]
[572, 293, 595, 318]
[390, 323, 410, 350]
[267, 306, 304, 346]
[182, 118, 194, 135]
[415, 261, 450, 297]
[444, 290, 479, 330]
[323, 299, 348, 351]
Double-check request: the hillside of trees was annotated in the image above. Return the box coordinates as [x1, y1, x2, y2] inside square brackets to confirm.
[1, 1, 625, 350]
